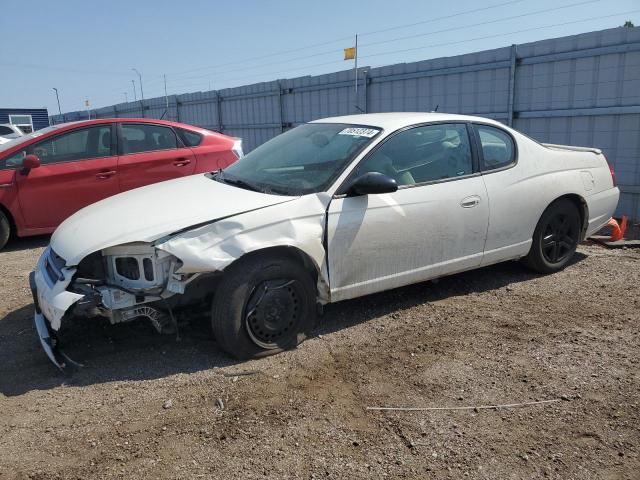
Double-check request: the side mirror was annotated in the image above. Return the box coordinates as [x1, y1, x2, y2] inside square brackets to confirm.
[346, 172, 398, 196]
[20, 154, 41, 174]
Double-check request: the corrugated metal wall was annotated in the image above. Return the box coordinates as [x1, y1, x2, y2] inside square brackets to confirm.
[1, 108, 50, 131]
[51, 26, 640, 218]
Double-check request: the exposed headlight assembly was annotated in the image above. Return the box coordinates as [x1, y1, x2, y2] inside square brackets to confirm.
[94, 243, 192, 311]
[103, 243, 174, 290]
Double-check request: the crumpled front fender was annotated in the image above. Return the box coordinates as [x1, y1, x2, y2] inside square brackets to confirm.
[156, 193, 332, 301]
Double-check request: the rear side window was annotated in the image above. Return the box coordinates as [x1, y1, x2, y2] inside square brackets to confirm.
[121, 124, 178, 154]
[475, 124, 515, 171]
[0, 126, 14, 135]
[177, 128, 203, 147]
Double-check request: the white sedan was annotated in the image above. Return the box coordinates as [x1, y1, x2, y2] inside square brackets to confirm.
[30, 113, 619, 368]
[0, 123, 25, 140]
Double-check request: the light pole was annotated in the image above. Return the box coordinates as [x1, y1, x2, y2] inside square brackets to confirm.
[132, 68, 144, 100]
[131, 79, 137, 101]
[164, 74, 169, 109]
[124, 92, 128, 103]
[52, 87, 62, 115]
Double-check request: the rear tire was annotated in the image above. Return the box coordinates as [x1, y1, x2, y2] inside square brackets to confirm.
[211, 253, 317, 360]
[523, 199, 581, 274]
[0, 210, 10, 251]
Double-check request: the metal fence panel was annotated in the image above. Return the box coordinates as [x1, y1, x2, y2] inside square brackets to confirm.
[50, 26, 640, 218]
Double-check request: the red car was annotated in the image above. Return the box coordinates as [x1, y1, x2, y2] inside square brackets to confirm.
[0, 118, 242, 250]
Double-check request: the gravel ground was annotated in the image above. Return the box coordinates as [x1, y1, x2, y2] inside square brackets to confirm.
[0, 237, 638, 479]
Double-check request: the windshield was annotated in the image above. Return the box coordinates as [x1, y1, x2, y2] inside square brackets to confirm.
[218, 123, 381, 195]
[0, 124, 69, 153]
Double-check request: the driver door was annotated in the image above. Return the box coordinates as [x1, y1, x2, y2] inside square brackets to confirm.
[326, 122, 489, 302]
[14, 124, 119, 229]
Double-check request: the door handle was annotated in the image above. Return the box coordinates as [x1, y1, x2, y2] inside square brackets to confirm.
[173, 157, 191, 167]
[460, 196, 480, 208]
[96, 170, 116, 180]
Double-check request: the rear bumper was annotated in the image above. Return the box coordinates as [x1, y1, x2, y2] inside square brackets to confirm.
[586, 187, 620, 238]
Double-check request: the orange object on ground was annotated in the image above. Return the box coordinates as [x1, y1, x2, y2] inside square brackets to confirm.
[606, 216, 627, 241]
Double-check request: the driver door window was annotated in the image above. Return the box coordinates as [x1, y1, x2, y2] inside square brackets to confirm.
[3, 126, 112, 169]
[30, 126, 112, 164]
[353, 123, 473, 186]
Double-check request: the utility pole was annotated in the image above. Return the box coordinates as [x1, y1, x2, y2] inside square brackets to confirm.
[132, 68, 144, 100]
[124, 92, 128, 103]
[354, 34, 358, 95]
[164, 74, 169, 109]
[131, 79, 137, 101]
[52, 88, 62, 115]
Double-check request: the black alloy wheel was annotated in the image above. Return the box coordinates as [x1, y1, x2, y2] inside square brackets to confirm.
[540, 212, 579, 264]
[524, 198, 581, 274]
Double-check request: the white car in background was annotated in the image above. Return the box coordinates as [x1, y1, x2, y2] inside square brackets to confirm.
[29, 112, 619, 369]
[0, 123, 25, 140]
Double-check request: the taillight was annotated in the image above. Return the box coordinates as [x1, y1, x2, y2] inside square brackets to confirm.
[231, 139, 244, 160]
[607, 159, 616, 187]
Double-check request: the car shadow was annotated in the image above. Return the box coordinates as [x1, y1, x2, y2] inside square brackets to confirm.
[3, 235, 50, 252]
[0, 252, 586, 397]
[317, 252, 585, 337]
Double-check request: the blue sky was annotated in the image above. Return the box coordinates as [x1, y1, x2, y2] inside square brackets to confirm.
[1, 0, 638, 114]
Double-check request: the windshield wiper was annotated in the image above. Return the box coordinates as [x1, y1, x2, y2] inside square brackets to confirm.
[214, 171, 262, 193]
[222, 177, 262, 192]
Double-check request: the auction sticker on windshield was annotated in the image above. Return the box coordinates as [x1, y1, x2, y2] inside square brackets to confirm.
[338, 127, 380, 138]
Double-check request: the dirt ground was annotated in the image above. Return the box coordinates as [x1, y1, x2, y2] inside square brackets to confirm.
[0, 237, 638, 480]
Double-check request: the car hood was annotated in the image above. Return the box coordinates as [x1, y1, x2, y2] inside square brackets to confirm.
[51, 174, 295, 265]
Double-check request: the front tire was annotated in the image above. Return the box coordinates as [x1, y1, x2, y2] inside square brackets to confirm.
[524, 198, 581, 274]
[211, 253, 317, 360]
[0, 210, 11, 251]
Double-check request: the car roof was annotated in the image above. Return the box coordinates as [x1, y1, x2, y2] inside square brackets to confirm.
[310, 112, 505, 131]
[52, 118, 204, 129]
[43, 118, 234, 141]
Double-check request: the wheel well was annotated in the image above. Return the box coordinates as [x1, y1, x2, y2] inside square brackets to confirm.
[551, 194, 589, 239]
[229, 246, 320, 282]
[177, 247, 321, 310]
[0, 204, 16, 237]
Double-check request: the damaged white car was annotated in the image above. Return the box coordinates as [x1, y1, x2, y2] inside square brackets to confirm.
[30, 113, 619, 369]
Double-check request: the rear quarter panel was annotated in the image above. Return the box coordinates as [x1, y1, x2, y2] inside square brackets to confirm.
[192, 134, 237, 172]
[481, 130, 612, 265]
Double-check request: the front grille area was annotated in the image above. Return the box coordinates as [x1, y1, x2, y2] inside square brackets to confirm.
[44, 248, 66, 285]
